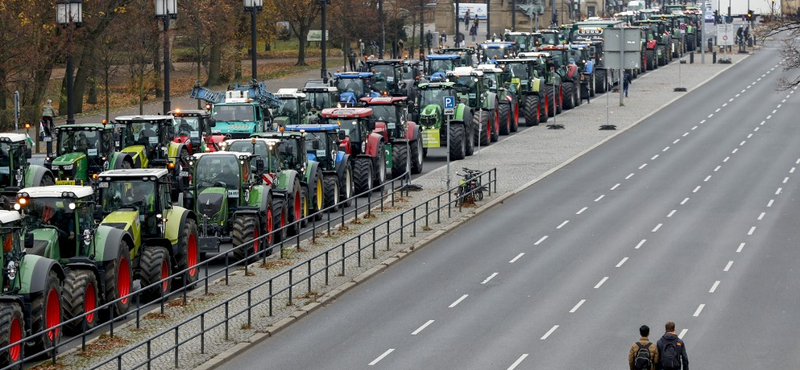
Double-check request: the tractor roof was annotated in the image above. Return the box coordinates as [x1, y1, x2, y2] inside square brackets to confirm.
[417, 81, 455, 89]
[333, 72, 374, 79]
[360, 96, 408, 105]
[447, 67, 482, 77]
[365, 59, 403, 65]
[426, 54, 461, 60]
[0, 210, 20, 224]
[56, 123, 112, 131]
[538, 45, 569, 51]
[518, 52, 551, 58]
[193, 151, 254, 161]
[115, 115, 173, 123]
[320, 107, 373, 118]
[496, 58, 541, 65]
[276, 88, 306, 99]
[302, 84, 337, 93]
[504, 31, 534, 35]
[99, 168, 170, 179]
[479, 42, 516, 49]
[0, 133, 29, 143]
[286, 124, 341, 132]
[475, 64, 504, 73]
[251, 131, 304, 139]
[18, 185, 95, 199]
[169, 109, 209, 117]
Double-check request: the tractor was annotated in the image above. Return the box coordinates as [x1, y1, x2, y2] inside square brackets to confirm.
[475, 64, 519, 135]
[477, 41, 520, 64]
[44, 123, 134, 187]
[318, 108, 392, 194]
[571, 20, 623, 93]
[302, 80, 339, 111]
[285, 124, 354, 211]
[446, 67, 500, 146]
[190, 80, 279, 145]
[185, 152, 276, 260]
[0, 133, 55, 207]
[362, 59, 408, 96]
[438, 47, 477, 67]
[424, 54, 464, 80]
[273, 88, 312, 128]
[15, 186, 133, 334]
[503, 30, 544, 52]
[566, 43, 598, 96]
[0, 210, 63, 365]
[537, 45, 582, 110]
[96, 168, 199, 300]
[330, 72, 380, 107]
[360, 96, 424, 176]
[496, 56, 549, 125]
[114, 115, 191, 204]
[168, 108, 213, 154]
[413, 80, 474, 160]
[634, 19, 672, 67]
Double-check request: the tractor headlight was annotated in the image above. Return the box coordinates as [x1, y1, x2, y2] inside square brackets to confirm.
[6, 261, 16, 280]
[62, 164, 74, 171]
[83, 229, 91, 246]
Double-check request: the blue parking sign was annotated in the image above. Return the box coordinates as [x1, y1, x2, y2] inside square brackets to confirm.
[444, 96, 455, 109]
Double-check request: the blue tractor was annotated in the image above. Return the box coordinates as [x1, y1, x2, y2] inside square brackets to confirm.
[424, 54, 465, 81]
[330, 72, 380, 107]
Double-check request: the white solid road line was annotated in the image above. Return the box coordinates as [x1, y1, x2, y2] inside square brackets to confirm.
[541, 325, 559, 340]
[411, 320, 435, 335]
[570, 299, 586, 313]
[557, 220, 569, 229]
[693, 304, 706, 317]
[679, 329, 688, 339]
[667, 210, 676, 218]
[481, 273, 498, 285]
[595, 195, 605, 202]
[507, 354, 528, 370]
[710, 280, 721, 293]
[748, 226, 756, 235]
[534, 236, 548, 245]
[449, 294, 469, 308]
[737, 243, 745, 253]
[594, 277, 609, 289]
[509, 253, 525, 264]
[577, 206, 588, 214]
[724, 261, 734, 272]
[652, 223, 663, 232]
[681, 197, 689, 205]
[635, 239, 647, 249]
[616, 257, 629, 268]
[369, 349, 394, 366]
[758, 212, 766, 220]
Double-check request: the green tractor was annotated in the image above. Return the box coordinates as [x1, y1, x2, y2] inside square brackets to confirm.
[496, 56, 549, 125]
[185, 152, 275, 260]
[363, 59, 407, 96]
[475, 64, 520, 135]
[446, 67, 500, 146]
[114, 115, 192, 203]
[96, 169, 199, 300]
[0, 210, 63, 365]
[360, 96, 424, 176]
[537, 45, 582, 110]
[414, 80, 474, 160]
[302, 80, 339, 111]
[503, 31, 544, 52]
[44, 123, 135, 186]
[273, 88, 312, 128]
[15, 186, 133, 333]
[522, 52, 563, 118]
[0, 134, 55, 207]
[634, 19, 672, 67]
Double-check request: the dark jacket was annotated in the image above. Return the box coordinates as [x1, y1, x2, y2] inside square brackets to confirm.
[629, 337, 659, 370]
[657, 332, 688, 370]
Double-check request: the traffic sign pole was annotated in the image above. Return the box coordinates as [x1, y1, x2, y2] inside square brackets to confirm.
[444, 96, 454, 190]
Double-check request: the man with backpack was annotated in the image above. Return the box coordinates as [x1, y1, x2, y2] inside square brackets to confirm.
[629, 325, 659, 370]
[657, 321, 689, 370]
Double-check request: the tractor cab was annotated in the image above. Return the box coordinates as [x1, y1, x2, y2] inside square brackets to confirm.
[539, 29, 564, 47]
[478, 42, 519, 64]
[503, 31, 544, 52]
[46, 123, 129, 186]
[475, 64, 511, 94]
[319, 108, 374, 157]
[360, 97, 412, 140]
[0, 133, 53, 202]
[286, 124, 345, 173]
[302, 80, 339, 111]
[446, 67, 492, 108]
[424, 54, 463, 80]
[363, 59, 406, 96]
[168, 108, 212, 154]
[438, 48, 476, 67]
[331, 72, 379, 107]
[97, 169, 174, 237]
[495, 56, 544, 94]
[273, 88, 311, 128]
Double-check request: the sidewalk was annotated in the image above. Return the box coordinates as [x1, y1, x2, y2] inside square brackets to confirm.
[38, 54, 749, 370]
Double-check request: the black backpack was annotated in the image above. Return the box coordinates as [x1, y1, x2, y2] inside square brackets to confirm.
[633, 342, 652, 370]
[662, 341, 681, 368]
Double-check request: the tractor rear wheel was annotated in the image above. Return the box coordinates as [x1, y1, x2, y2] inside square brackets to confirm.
[410, 138, 423, 174]
[474, 111, 490, 147]
[546, 86, 556, 117]
[272, 196, 288, 241]
[556, 86, 563, 114]
[341, 162, 354, 207]
[322, 174, 340, 211]
[374, 147, 387, 186]
[464, 113, 475, 156]
[103, 241, 131, 317]
[499, 103, 511, 135]
[300, 186, 309, 228]
[646, 50, 655, 70]
[176, 218, 200, 287]
[232, 215, 261, 261]
[523, 95, 540, 126]
[27, 269, 61, 354]
[490, 109, 500, 142]
[392, 143, 409, 179]
[562, 82, 575, 110]
[686, 34, 695, 52]
[62, 269, 99, 335]
[595, 69, 607, 93]
[313, 168, 324, 221]
[137, 247, 172, 302]
[448, 123, 466, 160]
[287, 178, 302, 236]
[353, 157, 373, 194]
[0, 303, 24, 367]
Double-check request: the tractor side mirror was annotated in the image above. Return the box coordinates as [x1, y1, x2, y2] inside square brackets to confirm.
[365, 119, 376, 131]
[305, 101, 312, 110]
[312, 140, 321, 150]
[26, 148, 32, 159]
[208, 118, 216, 128]
[338, 131, 346, 141]
[255, 158, 265, 171]
[487, 79, 494, 88]
[24, 232, 33, 249]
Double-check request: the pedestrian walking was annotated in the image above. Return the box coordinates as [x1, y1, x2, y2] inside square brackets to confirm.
[41, 99, 56, 153]
[744, 25, 750, 46]
[397, 39, 404, 58]
[464, 9, 471, 28]
[657, 322, 689, 370]
[440, 29, 447, 48]
[348, 48, 357, 71]
[470, 23, 478, 43]
[736, 26, 744, 45]
[629, 325, 659, 370]
[426, 30, 433, 52]
[623, 70, 632, 97]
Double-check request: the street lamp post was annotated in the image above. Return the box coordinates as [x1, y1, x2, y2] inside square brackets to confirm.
[420, 0, 425, 57]
[56, 0, 82, 126]
[319, 0, 330, 81]
[155, 0, 177, 115]
[245, 0, 263, 81]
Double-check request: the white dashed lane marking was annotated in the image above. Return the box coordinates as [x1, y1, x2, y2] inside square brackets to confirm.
[710, 281, 721, 293]
[625, 173, 634, 180]
[667, 210, 676, 218]
[679, 329, 688, 339]
[570, 299, 586, 313]
[704, 175, 711, 182]
[369, 349, 395, 366]
[449, 294, 469, 308]
[534, 236, 548, 245]
[541, 325, 559, 340]
[639, 163, 647, 169]
[481, 273, 498, 285]
[594, 277, 609, 289]
[714, 165, 721, 172]
[758, 212, 766, 220]
[509, 253, 524, 264]
[616, 257, 629, 268]
[595, 195, 605, 202]
[557, 220, 569, 229]
[724, 156, 730, 162]
[737, 243, 745, 253]
[652, 223, 663, 232]
[411, 320, 435, 335]
[651, 154, 659, 160]
[681, 197, 689, 205]
[577, 206, 588, 214]
[724, 261, 734, 272]
[768, 199, 774, 207]
[748, 226, 756, 235]
[507, 354, 528, 370]
[693, 304, 706, 317]
[693, 186, 701, 193]
[635, 239, 646, 249]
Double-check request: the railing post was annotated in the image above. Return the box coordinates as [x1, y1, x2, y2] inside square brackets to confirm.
[225, 253, 230, 285]
[372, 227, 377, 259]
[200, 313, 205, 354]
[341, 242, 346, 276]
[386, 220, 391, 250]
[289, 270, 293, 306]
[82, 315, 87, 351]
[391, 180, 395, 207]
[327, 207, 331, 236]
[413, 207, 417, 237]
[247, 290, 252, 328]
[147, 340, 152, 370]
[269, 280, 273, 316]
[109, 305, 114, 337]
[357, 234, 362, 267]
[136, 293, 141, 329]
[174, 327, 180, 368]
[437, 196, 441, 224]
[325, 251, 330, 285]
[307, 260, 312, 294]
[341, 199, 345, 229]
[368, 190, 372, 217]
[312, 214, 317, 244]
[400, 213, 404, 244]
[204, 262, 209, 295]
[425, 201, 429, 229]
[354, 196, 359, 222]
[224, 301, 229, 340]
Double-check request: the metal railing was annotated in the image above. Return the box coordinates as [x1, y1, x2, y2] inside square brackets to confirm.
[2, 167, 496, 370]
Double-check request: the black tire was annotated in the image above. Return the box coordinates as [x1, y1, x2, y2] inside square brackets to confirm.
[103, 241, 131, 317]
[27, 269, 61, 354]
[498, 103, 511, 135]
[340, 162, 354, 207]
[272, 196, 288, 241]
[523, 95, 540, 126]
[448, 123, 466, 160]
[546, 85, 556, 117]
[231, 215, 261, 261]
[464, 111, 475, 156]
[175, 218, 199, 287]
[0, 303, 24, 367]
[322, 174, 340, 211]
[62, 269, 99, 336]
[287, 178, 302, 236]
[422, 148, 428, 158]
[489, 109, 499, 142]
[392, 143, 409, 178]
[562, 82, 575, 109]
[589, 74, 596, 97]
[137, 246, 172, 302]
[40, 173, 55, 186]
[300, 185, 309, 228]
[312, 168, 324, 221]
[510, 102, 519, 132]
[410, 138, 423, 174]
[595, 69, 607, 93]
[555, 85, 563, 114]
[353, 157, 373, 195]
[657, 46, 666, 66]
[474, 111, 490, 147]
[646, 49, 655, 70]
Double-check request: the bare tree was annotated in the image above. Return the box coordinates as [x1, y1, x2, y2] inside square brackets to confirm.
[756, 16, 800, 89]
[272, 0, 321, 66]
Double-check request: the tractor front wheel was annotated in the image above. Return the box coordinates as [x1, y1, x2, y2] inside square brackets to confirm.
[341, 163, 354, 207]
[474, 111, 490, 147]
[322, 174, 340, 211]
[287, 179, 303, 236]
[410, 139, 423, 174]
[62, 269, 99, 335]
[353, 157, 374, 195]
[103, 241, 131, 317]
[0, 303, 24, 367]
[523, 95, 540, 126]
[176, 218, 200, 287]
[392, 144, 409, 179]
[137, 247, 173, 302]
[448, 123, 466, 160]
[562, 82, 575, 110]
[313, 168, 324, 220]
[232, 216, 261, 261]
[499, 103, 511, 135]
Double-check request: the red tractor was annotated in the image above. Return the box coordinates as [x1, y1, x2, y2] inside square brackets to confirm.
[360, 96, 423, 177]
[168, 108, 215, 154]
[319, 108, 391, 194]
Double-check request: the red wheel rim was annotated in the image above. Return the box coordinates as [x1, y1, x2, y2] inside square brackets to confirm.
[118, 257, 131, 305]
[253, 225, 259, 253]
[266, 208, 274, 244]
[187, 232, 198, 277]
[85, 283, 96, 324]
[46, 288, 60, 341]
[281, 208, 286, 228]
[515, 103, 520, 125]
[294, 191, 301, 222]
[494, 110, 501, 133]
[161, 259, 169, 293]
[544, 94, 548, 116]
[9, 316, 21, 361]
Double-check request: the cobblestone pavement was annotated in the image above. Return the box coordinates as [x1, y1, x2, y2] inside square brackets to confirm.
[36, 53, 749, 370]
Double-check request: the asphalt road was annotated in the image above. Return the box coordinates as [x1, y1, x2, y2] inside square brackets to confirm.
[216, 36, 799, 369]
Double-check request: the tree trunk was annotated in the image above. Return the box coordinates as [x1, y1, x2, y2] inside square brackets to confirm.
[104, 65, 111, 122]
[0, 67, 6, 111]
[138, 70, 145, 114]
[296, 28, 310, 66]
[73, 45, 96, 114]
[154, 43, 163, 98]
[207, 41, 222, 86]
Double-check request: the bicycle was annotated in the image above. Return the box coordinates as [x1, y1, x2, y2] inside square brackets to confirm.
[454, 168, 486, 206]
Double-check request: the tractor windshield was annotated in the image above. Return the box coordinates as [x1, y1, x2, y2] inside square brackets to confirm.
[542, 33, 559, 45]
[306, 92, 332, 111]
[122, 120, 169, 149]
[21, 197, 81, 247]
[420, 88, 451, 107]
[101, 179, 156, 215]
[276, 99, 299, 120]
[57, 129, 102, 156]
[213, 105, 255, 122]
[369, 106, 397, 125]
[428, 59, 453, 74]
[336, 78, 365, 96]
[334, 119, 362, 140]
[482, 47, 507, 61]
[174, 117, 200, 137]
[507, 63, 529, 79]
[0, 143, 13, 186]
[505, 35, 529, 49]
[276, 141, 300, 171]
[194, 155, 240, 192]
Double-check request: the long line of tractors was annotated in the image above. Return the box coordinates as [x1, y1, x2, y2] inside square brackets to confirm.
[0, 5, 703, 366]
